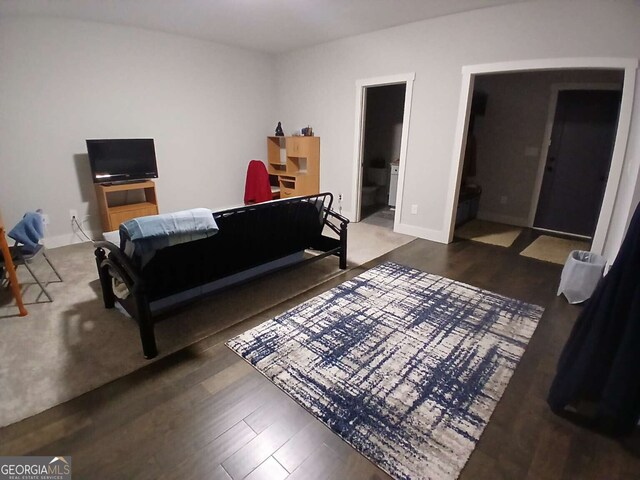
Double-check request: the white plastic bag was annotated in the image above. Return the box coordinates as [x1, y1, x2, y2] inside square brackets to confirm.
[557, 250, 606, 304]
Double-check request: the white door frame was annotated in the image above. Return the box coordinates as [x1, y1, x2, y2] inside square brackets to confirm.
[527, 82, 624, 231]
[444, 58, 638, 256]
[351, 73, 415, 229]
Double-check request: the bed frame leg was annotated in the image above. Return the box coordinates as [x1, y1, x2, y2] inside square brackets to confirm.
[95, 248, 115, 309]
[339, 221, 348, 269]
[139, 323, 158, 360]
[135, 293, 158, 359]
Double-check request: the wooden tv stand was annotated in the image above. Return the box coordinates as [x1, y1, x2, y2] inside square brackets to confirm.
[95, 180, 159, 232]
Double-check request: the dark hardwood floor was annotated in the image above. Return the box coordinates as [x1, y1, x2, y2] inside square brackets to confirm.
[2, 238, 639, 479]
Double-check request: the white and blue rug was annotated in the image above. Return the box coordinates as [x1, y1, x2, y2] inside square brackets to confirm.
[227, 262, 544, 480]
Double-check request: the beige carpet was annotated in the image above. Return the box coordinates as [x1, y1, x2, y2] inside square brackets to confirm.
[455, 219, 522, 247]
[343, 221, 415, 267]
[520, 235, 591, 265]
[0, 222, 414, 427]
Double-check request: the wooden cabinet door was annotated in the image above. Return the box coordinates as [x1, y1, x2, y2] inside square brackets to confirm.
[286, 137, 316, 158]
[286, 137, 300, 156]
[294, 138, 313, 157]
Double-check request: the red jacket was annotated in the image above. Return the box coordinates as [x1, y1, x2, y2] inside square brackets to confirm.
[244, 160, 272, 204]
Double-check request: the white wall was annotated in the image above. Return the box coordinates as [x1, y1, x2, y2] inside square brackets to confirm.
[274, 0, 640, 258]
[0, 17, 275, 246]
[472, 69, 623, 227]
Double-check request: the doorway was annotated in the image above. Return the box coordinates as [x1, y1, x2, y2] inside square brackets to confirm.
[445, 58, 637, 259]
[351, 73, 414, 229]
[533, 89, 622, 238]
[451, 69, 625, 262]
[358, 83, 406, 228]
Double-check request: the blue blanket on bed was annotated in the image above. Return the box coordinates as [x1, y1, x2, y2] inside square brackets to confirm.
[119, 208, 219, 266]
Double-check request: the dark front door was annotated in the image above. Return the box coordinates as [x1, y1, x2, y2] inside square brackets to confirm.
[534, 90, 621, 237]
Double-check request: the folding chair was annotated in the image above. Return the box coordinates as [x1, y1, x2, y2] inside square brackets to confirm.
[0, 211, 63, 302]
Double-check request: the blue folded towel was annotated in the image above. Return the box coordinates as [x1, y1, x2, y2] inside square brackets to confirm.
[119, 208, 219, 266]
[8, 211, 45, 254]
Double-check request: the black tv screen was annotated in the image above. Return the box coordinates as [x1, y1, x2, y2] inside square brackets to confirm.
[86, 138, 158, 183]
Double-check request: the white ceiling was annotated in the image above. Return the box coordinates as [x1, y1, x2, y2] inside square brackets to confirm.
[0, 0, 525, 54]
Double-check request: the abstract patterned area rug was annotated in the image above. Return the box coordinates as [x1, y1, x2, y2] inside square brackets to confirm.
[227, 262, 544, 480]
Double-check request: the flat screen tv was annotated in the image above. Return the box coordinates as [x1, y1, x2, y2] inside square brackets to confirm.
[86, 138, 158, 184]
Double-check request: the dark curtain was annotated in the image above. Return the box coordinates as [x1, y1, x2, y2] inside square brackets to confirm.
[548, 201, 640, 435]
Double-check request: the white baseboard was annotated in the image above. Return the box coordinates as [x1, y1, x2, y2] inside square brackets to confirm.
[394, 222, 448, 243]
[43, 231, 98, 249]
[476, 211, 529, 227]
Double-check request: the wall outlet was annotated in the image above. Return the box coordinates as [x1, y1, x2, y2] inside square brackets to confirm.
[500, 196, 508, 205]
[41, 214, 50, 225]
[338, 193, 343, 201]
[69, 209, 78, 222]
[411, 204, 418, 215]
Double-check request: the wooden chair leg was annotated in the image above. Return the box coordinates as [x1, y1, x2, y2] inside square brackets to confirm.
[0, 219, 27, 315]
[0, 249, 27, 316]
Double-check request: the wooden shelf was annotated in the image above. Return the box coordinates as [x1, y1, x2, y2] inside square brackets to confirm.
[267, 136, 319, 197]
[108, 202, 157, 214]
[97, 180, 156, 193]
[95, 181, 159, 232]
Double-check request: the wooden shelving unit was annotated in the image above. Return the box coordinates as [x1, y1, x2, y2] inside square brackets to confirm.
[95, 180, 159, 232]
[267, 136, 319, 198]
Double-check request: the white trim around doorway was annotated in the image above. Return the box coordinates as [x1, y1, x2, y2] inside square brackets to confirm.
[351, 73, 415, 230]
[528, 83, 624, 234]
[443, 57, 638, 259]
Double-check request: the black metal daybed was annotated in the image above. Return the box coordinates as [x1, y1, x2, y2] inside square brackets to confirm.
[94, 193, 348, 359]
